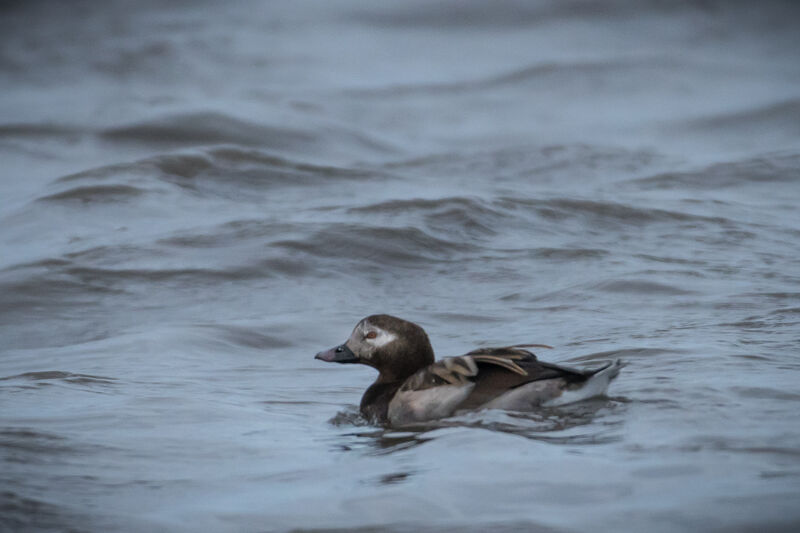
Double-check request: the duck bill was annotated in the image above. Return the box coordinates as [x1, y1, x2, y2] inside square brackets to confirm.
[315, 343, 358, 364]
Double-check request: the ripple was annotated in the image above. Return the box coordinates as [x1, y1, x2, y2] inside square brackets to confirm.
[331, 428, 434, 456]
[352, 1, 618, 29]
[688, 99, 800, 137]
[0, 371, 117, 385]
[191, 324, 293, 349]
[64, 265, 268, 285]
[348, 194, 722, 243]
[0, 490, 88, 533]
[392, 399, 624, 446]
[100, 111, 316, 148]
[0, 428, 74, 455]
[37, 184, 146, 204]
[383, 144, 663, 181]
[349, 196, 494, 216]
[157, 219, 297, 248]
[350, 196, 510, 237]
[48, 146, 382, 203]
[531, 247, 609, 260]
[731, 387, 800, 402]
[0, 122, 83, 138]
[98, 111, 397, 157]
[347, 58, 664, 97]
[328, 398, 624, 451]
[0, 275, 122, 318]
[592, 279, 695, 295]
[625, 152, 800, 191]
[500, 197, 730, 226]
[272, 224, 477, 268]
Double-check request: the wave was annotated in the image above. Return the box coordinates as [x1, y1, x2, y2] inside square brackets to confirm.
[5, 220, 480, 286]
[626, 152, 800, 190]
[0, 427, 74, 455]
[590, 279, 695, 295]
[0, 122, 83, 138]
[0, 489, 92, 532]
[149, 147, 382, 193]
[346, 59, 654, 98]
[189, 324, 293, 350]
[0, 264, 230, 316]
[272, 224, 477, 268]
[0, 371, 116, 385]
[37, 184, 146, 203]
[686, 99, 800, 136]
[347, 193, 724, 240]
[57, 147, 372, 184]
[382, 144, 666, 183]
[98, 111, 398, 157]
[100, 111, 316, 149]
[497, 197, 730, 226]
[0, 273, 121, 314]
[350, 196, 489, 214]
[62, 265, 269, 285]
[0, 252, 310, 313]
[352, 0, 654, 29]
[530, 247, 609, 260]
[41, 146, 382, 204]
[350, 196, 509, 236]
[158, 220, 304, 250]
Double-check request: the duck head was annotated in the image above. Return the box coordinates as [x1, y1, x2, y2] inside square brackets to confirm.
[315, 314, 435, 383]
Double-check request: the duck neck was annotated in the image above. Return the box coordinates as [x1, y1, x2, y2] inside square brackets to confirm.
[360, 378, 404, 424]
[360, 343, 435, 423]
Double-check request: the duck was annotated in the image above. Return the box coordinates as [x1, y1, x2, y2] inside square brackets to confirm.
[315, 314, 623, 426]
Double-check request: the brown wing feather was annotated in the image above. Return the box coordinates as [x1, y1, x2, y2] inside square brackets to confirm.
[399, 344, 592, 406]
[402, 355, 478, 390]
[469, 355, 528, 376]
[402, 346, 548, 392]
[460, 346, 595, 410]
[465, 345, 549, 358]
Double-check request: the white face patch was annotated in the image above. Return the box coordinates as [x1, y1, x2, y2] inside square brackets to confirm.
[351, 321, 397, 359]
[366, 325, 397, 348]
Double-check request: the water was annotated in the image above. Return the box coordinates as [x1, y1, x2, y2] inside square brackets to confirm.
[1, 1, 799, 531]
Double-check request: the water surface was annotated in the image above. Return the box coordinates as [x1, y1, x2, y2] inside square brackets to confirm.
[2, 1, 800, 531]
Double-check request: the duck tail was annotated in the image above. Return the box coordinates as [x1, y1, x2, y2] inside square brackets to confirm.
[592, 358, 625, 380]
[544, 358, 624, 407]
[579, 358, 624, 397]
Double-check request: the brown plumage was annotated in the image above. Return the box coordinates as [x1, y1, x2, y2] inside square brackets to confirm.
[315, 314, 622, 426]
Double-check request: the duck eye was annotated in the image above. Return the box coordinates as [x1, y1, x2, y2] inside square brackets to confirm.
[365, 331, 377, 340]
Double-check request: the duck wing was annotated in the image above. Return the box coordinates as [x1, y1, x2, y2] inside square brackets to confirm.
[389, 345, 615, 425]
[461, 345, 603, 408]
[400, 344, 586, 391]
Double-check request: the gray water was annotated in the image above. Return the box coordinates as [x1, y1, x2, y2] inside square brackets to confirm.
[2, 1, 800, 531]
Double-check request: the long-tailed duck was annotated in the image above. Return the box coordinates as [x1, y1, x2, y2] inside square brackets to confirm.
[315, 314, 622, 426]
